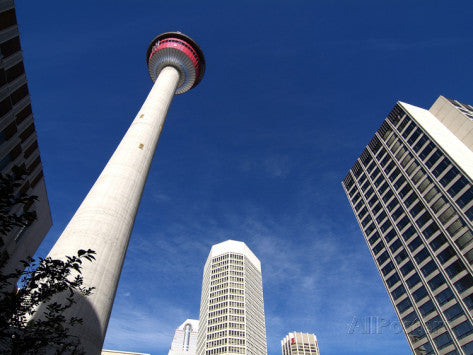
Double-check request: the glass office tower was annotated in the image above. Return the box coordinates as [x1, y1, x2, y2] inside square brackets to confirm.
[342, 96, 473, 354]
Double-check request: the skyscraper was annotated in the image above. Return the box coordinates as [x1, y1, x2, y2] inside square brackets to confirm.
[342, 96, 473, 354]
[197, 240, 267, 355]
[169, 319, 199, 355]
[39, 32, 205, 353]
[281, 332, 320, 355]
[0, 0, 52, 273]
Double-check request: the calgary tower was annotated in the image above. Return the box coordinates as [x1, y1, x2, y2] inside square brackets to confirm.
[43, 32, 205, 353]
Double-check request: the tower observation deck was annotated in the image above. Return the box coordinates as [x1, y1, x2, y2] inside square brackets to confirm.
[39, 32, 205, 354]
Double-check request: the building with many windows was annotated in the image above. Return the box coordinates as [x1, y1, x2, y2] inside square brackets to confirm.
[197, 240, 267, 355]
[0, 0, 51, 273]
[342, 96, 473, 354]
[169, 319, 199, 355]
[281, 331, 320, 355]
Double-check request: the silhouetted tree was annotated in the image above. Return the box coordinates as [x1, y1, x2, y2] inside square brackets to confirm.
[0, 165, 95, 354]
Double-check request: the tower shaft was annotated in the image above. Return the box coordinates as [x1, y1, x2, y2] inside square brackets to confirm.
[46, 66, 180, 353]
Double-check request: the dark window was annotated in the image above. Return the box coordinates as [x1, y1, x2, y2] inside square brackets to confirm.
[408, 325, 426, 343]
[444, 303, 463, 322]
[358, 207, 368, 220]
[445, 259, 466, 279]
[31, 170, 43, 188]
[27, 156, 40, 173]
[0, 36, 21, 58]
[402, 226, 416, 241]
[415, 212, 431, 228]
[2, 120, 17, 140]
[457, 188, 473, 209]
[426, 315, 444, 332]
[382, 261, 395, 276]
[419, 142, 435, 160]
[395, 249, 408, 264]
[404, 192, 417, 207]
[436, 288, 455, 306]
[16, 104, 32, 124]
[453, 320, 473, 340]
[384, 229, 397, 244]
[391, 207, 404, 221]
[365, 223, 375, 235]
[400, 261, 414, 276]
[419, 300, 436, 317]
[413, 135, 428, 152]
[414, 248, 430, 264]
[382, 190, 394, 203]
[407, 273, 421, 288]
[463, 294, 473, 310]
[397, 116, 409, 132]
[455, 274, 473, 293]
[428, 273, 446, 291]
[377, 251, 389, 266]
[397, 297, 412, 314]
[447, 218, 466, 237]
[10, 84, 29, 105]
[425, 150, 442, 168]
[398, 184, 411, 198]
[23, 140, 38, 159]
[433, 331, 453, 350]
[432, 158, 450, 178]
[397, 216, 410, 231]
[448, 176, 469, 197]
[391, 284, 406, 300]
[406, 128, 420, 144]
[462, 341, 473, 354]
[393, 175, 406, 189]
[387, 198, 398, 212]
[388, 168, 400, 182]
[410, 201, 425, 218]
[415, 342, 433, 354]
[421, 260, 437, 277]
[402, 310, 419, 328]
[429, 234, 447, 251]
[0, 96, 12, 117]
[386, 273, 400, 288]
[455, 230, 473, 250]
[380, 219, 392, 233]
[401, 121, 414, 137]
[376, 211, 387, 224]
[440, 166, 460, 187]
[373, 241, 385, 255]
[422, 222, 439, 239]
[378, 182, 389, 194]
[466, 205, 473, 223]
[408, 237, 423, 252]
[390, 239, 402, 253]
[0, 9, 17, 31]
[5, 61, 25, 82]
[437, 246, 456, 264]
[412, 285, 428, 302]
[368, 232, 380, 246]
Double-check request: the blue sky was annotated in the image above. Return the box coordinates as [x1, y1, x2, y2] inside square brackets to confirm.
[15, 1, 473, 354]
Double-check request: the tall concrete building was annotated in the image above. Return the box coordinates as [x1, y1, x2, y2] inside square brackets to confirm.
[39, 32, 205, 354]
[169, 319, 199, 355]
[0, 0, 51, 273]
[342, 96, 473, 354]
[281, 332, 320, 355]
[197, 240, 267, 355]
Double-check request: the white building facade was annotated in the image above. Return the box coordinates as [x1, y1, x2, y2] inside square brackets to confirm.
[169, 319, 199, 355]
[197, 240, 267, 355]
[281, 332, 320, 355]
[343, 96, 473, 354]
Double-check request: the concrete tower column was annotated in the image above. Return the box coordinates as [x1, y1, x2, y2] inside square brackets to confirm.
[41, 32, 205, 354]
